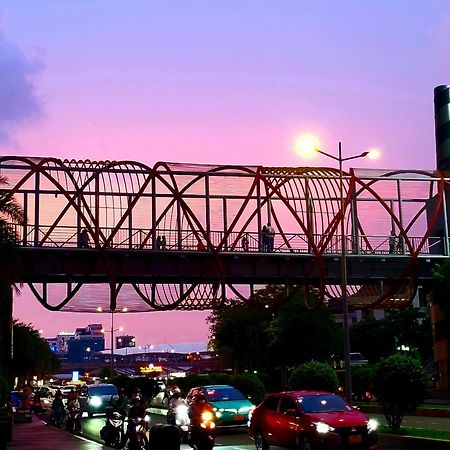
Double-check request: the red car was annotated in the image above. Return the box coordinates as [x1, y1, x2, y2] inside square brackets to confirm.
[248, 390, 378, 450]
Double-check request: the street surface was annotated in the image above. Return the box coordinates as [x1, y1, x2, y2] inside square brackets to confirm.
[78, 412, 409, 449]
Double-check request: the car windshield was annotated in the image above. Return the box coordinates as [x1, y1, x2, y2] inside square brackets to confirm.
[89, 386, 117, 396]
[298, 394, 350, 413]
[205, 387, 246, 402]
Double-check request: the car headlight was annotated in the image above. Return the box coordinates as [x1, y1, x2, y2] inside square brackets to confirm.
[314, 422, 335, 434]
[89, 396, 102, 408]
[367, 418, 378, 432]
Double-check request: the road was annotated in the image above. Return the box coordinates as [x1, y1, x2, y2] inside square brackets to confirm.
[78, 412, 407, 450]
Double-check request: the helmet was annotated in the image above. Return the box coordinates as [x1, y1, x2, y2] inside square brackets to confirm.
[193, 393, 206, 403]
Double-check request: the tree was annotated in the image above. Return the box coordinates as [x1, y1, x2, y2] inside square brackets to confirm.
[372, 353, 428, 431]
[208, 286, 341, 389]
[0, 175, 25, 442]
[208, 300, 273, 375]
[12, 321, 60, 386]
[288, 361, 339, 392]
[350, 308, 433, 363]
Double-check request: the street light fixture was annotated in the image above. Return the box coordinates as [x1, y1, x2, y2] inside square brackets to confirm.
[297, 136, 380, 404]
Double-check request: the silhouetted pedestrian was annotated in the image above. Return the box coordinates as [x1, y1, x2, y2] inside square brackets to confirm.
[389, 230, 397, 254]
[78, 229, 90, 248]
[241, 234, 249, 252]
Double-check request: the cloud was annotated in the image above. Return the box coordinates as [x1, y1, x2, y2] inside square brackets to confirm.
[0, 31, 45, 145]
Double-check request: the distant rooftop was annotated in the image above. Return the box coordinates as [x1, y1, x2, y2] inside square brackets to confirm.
[98, 342, 209, 356]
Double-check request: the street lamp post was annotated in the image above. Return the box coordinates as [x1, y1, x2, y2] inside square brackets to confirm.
[297, 137, 379, 404]
[85, 347, 91, 376]
[101, 312, 123, 375]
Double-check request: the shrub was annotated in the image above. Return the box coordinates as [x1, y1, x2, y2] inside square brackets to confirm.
[231, 373, 265, 405]
[351, 365, 375, 402]
[372, 353, 428, 430]
[288, 361, 339, 392]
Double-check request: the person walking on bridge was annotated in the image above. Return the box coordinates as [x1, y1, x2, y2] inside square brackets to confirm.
[389, 229, 397, 254]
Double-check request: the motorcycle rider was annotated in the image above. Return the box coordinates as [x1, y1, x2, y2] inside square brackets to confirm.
[103, 388, 128, 447]
[111, 388, 129, 416]
[123, 396, 149, 449]
[188, 392, 215, 446]
[167, 388, 184, 424]
[130, 387, 142, 402]
[189, 393, 213, 423]
[66, 389, 82, 434]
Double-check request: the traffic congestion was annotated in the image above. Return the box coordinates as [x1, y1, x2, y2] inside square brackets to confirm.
[9, 381, 380, 450]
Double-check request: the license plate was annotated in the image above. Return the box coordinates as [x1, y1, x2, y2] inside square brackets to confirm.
[234, 414, 244, 421]
[348, 434, 362, 444]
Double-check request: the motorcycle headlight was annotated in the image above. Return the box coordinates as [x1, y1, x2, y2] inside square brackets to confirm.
[89, 396, 102, 408]
[314, 422, 334, 434]
[144, 415, 150, 422]
[367, 418, 378, 432]
[201, 411, 213, 422]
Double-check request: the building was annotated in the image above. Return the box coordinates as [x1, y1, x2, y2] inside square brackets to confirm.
[66, 324, 105, 363]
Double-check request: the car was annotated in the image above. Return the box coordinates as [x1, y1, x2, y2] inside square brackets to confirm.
[78, 384, 118, 417]
[248, 390, 378, 450]
[186, 384, 255, 427]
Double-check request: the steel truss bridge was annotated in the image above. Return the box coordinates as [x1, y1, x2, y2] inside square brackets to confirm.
[1, 156, 449, 314]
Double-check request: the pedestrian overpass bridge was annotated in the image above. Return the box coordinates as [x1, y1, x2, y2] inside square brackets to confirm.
[1, 156, 449, 314]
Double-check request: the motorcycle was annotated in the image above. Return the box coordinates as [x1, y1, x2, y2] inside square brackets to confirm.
[66, 403, 82, 434]
[167, 399, 190, 443]
[128, 415, 150, 450]
[189, 409, 215, 450]
[100, 408, 125, 449]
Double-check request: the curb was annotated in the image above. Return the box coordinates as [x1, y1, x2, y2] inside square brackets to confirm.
[379, 433, 450, 450]
[359, 405, 450, 419]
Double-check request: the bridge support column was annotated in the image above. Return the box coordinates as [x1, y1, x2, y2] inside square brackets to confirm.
[429, 293, 450, 395]
[0, 285, 13, 444]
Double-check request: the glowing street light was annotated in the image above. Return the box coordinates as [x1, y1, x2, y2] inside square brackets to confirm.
[297, 134, 380, 404]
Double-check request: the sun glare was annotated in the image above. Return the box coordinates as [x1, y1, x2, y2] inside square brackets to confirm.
[295, 134, 320, 159]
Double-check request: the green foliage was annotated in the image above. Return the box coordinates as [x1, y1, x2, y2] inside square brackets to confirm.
[231, 373, 265, 405]
[351, 365, 375, 401]
[372, 353, 429, 431]
[267, 295, 341, 366]
[12, 321, 60, 383]
[99, 367, 115, 380]
[208, 286, 341, 389]
[350, 308, 433, 363]
[109, 374, 131, 391]
[208, 373, 232, 385]
[288, 361, 339, 392]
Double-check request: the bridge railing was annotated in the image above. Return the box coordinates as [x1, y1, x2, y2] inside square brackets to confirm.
[11, 224, 445, 256]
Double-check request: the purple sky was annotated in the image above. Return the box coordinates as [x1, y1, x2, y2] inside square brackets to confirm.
[1, 0, 449, 345]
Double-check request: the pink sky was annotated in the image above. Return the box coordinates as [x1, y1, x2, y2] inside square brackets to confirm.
[1, 0, 450, 345]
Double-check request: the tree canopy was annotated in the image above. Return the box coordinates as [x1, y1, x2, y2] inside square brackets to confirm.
[208, 286, 341, 389]
[349, 307, 433, 363]
[12, 321, 60, 386]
